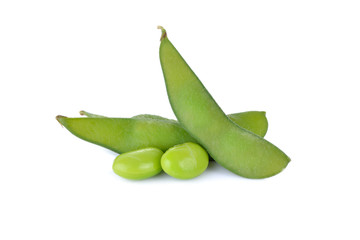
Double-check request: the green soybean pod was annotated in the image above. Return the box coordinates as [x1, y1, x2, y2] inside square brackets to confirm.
[79, 110, 268, 137]
[113, 147, 163, 180]
[56, 115, 196, 153]
[158, 26, 290, 179]
[228, 111, 268, 138]
[161, 142, 209, 179]
[56, 110, 268, 154]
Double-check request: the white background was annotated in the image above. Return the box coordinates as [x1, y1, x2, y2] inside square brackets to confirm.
[1, 0, 359, 239]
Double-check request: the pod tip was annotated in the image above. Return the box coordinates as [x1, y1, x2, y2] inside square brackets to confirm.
[56, 115, 66, 127]
[157, 25, 167, 41]
[79, 110, 85, 116]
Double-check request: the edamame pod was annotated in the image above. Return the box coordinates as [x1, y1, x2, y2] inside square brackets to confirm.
[79, 110, 268, 136]
[56, 110, 268, 154]
[158, 26, 290, 178]
[57, 115, 196, 153]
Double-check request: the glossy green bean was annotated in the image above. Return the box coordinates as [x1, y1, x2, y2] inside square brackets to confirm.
[161, 142, 209, 179]
[113, 147, 163, 180]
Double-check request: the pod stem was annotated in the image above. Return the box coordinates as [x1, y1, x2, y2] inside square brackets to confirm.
[79, 110, 106, 118]
[157, 26, 167, 41]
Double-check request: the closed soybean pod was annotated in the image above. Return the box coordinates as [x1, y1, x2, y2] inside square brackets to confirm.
[57, 116, 195, 153]
[56, 110, 268, 154]
[158, 27, 290, 178]
[79, 110, 268, 137]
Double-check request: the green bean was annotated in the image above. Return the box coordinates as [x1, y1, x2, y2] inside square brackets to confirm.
[56, 110, 268, 154]
[161, 142, 208, 179]
[113, 147, 163, 180]
[158, 26, 290, 178]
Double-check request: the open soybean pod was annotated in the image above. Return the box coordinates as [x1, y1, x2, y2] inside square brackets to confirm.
[158, 26, 290, 179]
